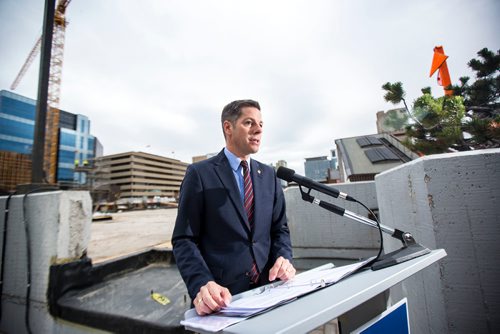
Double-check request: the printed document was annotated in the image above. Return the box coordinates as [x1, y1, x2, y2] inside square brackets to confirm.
[181, 257, 374, 332]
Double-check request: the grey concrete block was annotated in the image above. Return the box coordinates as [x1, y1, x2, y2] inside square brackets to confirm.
[285, 181, 380, 264]
[0, 190, 92, 333]
[376, 148, 500, 334]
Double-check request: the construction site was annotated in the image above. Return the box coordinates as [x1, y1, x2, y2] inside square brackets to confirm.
[88, 208, 177, 263]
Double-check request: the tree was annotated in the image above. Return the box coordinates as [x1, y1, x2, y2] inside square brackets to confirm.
[449, 48, 500, 113]
[382, 83, 466, 154]
[382, 47, 500, 154]
[449, 48, 500, 147]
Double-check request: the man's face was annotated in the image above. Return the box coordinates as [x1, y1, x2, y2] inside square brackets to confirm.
[224, 106, 263, 159]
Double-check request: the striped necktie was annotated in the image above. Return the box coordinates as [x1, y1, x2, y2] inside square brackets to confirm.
[241, 160, 259, 283]
[241, 160, 254, 226]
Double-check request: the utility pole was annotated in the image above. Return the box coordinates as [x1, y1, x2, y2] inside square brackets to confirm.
[32, 0, 56, 183]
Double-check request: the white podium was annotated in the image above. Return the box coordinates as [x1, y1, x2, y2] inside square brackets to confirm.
[221, 249, 446, 334]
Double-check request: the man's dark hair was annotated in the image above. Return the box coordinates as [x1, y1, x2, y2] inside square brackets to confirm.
[221, 99, 260, 135]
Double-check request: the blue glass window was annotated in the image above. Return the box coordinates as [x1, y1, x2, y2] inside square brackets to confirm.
[57, 168, 74, 181]
[0, 118, 34, 140]
[87, 137, 94, 151]
[59, 149, 75, 164]
[0, 96, 36, 120]
[0, 140, 32, 154]
[60, 132, 76, 147]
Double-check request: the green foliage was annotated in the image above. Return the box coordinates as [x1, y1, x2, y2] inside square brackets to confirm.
[464, 118, 491, 143]
[468, 48, 499, 78]
[449, 48, 500, 109]
[464, 117, 500, 143]
[382, 82, 405, 104]
[411, 94, 465, 153]
[421, 87, 431, 95]
[382, 47, 500, 155]
[382, 82, 466, 154]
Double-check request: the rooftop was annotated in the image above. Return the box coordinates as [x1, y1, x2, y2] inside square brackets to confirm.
[87, 208, 176, 263]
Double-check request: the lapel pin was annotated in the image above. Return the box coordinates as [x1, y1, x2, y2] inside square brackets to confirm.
[258, 169, 262, 175]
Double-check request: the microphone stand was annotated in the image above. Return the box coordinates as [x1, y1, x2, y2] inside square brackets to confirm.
[298, 186, 430, 270]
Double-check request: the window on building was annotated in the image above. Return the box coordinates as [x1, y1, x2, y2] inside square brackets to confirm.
[0, 118, 34, 139]
[60, 132, 77, 147]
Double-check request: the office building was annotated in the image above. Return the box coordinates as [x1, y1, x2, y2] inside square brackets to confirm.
[0, 90, 101, 188]
[58, 110, 102, 185]
[330, 149, 338, 170]
[304, 156, 337, 182]
[273, 159, 288, 187]
[94, 151, 189, 201]
[274, 160, 286, 168]
[376, 108, 408, 134]
[192, 152, 218, 163]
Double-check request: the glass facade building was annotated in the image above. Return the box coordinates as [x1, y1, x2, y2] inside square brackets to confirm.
[304, 156, 337, 182]
[0, 90, 101, 185]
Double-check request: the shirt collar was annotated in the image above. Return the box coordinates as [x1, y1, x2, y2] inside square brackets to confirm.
[224, 147, 251, 172]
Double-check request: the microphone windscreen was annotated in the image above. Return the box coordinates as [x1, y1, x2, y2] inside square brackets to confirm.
[276, 166, 295, 181]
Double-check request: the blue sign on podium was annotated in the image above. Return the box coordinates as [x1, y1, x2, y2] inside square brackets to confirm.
[352, 298, 410, 334]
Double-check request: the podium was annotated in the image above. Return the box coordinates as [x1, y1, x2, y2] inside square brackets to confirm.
[217, 249, 446, 333]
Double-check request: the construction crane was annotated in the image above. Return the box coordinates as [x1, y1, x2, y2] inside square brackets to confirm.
[10, 0, 71, 183]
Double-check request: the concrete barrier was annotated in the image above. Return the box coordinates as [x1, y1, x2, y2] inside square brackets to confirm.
[0, 190, 99, 334]
[285, 148, 499, 333]
[284, 181, 380, 268]
[376, 148, 500, 334]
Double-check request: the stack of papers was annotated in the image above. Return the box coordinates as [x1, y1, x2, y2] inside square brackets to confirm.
[181, 257, 374, 332]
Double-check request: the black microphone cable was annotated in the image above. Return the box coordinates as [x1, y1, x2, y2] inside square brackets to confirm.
[277, 167, 385, 266]
[353, 199, 384, 265]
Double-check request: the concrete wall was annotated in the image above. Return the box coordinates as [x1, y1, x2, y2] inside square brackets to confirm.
[284, 181, 380, 268]
[0, 191, 104, 334]
[375, 148, 500, 334]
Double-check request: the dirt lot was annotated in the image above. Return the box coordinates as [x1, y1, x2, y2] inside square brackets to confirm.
[87, 208, 178, 263]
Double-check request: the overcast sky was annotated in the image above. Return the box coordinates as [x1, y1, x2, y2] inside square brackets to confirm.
[0, 0, 498, 174]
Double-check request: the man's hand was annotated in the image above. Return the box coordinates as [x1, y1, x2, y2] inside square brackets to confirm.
[194, 281, 232, 316]
[269, 256, 296, 282]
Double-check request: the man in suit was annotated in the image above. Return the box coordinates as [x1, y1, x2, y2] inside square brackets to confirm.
[172, 99, 295, 316]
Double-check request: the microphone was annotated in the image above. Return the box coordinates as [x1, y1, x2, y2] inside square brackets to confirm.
[276, 166, 356, 201]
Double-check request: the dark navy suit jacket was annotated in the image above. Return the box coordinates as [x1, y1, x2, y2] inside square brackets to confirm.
[172, 149, 293, 300]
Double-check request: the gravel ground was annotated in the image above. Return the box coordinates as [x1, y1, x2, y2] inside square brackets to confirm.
[87, 208, 178, 263]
